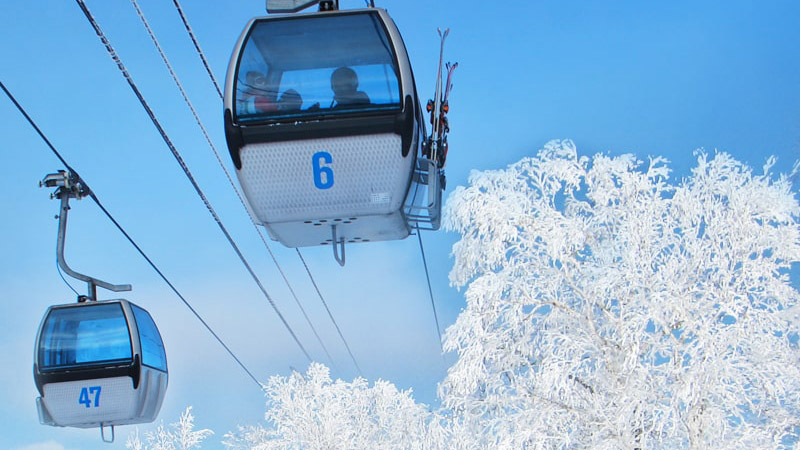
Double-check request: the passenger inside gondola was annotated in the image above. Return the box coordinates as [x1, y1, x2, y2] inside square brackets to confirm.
[237, 70, 277, 115]
[234, 13, 401, 122]
[331, 67, 370, 108]
[237, 73, 303, 115]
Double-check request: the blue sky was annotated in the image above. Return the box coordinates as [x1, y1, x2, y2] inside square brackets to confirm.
[1, 0, 798, 448]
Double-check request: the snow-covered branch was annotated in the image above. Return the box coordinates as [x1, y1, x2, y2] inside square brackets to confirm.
[441, 140, 800, 448]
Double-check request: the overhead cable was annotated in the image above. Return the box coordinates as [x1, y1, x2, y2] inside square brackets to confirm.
[173, 0, 445, 360]
[174, 0, 443, 360]
[74, 0, 312, 362]
[168, 0, 362, 372]
[170, 0, 223, 99]
[417, 224, 443, 351]
[296, 249, 362, 375]
[407, 176, 445, 352]
[177, 0, 443, 358]
[128, 0, 337, 370]
[0, 80, 263, 388]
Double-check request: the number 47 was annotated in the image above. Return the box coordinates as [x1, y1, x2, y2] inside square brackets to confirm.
[79, 386, 102, 408]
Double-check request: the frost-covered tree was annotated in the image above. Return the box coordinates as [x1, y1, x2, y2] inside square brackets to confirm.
[441, 140, 800, 448]
[126, 406, 213, 450]
[222, 362, 453, 449]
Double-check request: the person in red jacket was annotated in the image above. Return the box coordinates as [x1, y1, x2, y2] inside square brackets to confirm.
[237, 71, 277, 114]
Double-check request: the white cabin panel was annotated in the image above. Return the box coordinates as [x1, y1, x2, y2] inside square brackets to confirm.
[39, 369, 167, 428]
[266, 209, 409, 247]
[237, 133, 413, 225]
[41, 376, 137, 428]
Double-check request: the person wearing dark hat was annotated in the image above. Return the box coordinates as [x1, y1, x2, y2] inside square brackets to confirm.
[330, 67, 370, 108]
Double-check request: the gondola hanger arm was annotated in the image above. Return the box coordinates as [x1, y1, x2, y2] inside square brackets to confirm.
[41, 171, 131, 301]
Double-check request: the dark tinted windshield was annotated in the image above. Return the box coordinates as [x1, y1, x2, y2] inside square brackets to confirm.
[39, 303, 133, 369]
[235, 12, 401, 122]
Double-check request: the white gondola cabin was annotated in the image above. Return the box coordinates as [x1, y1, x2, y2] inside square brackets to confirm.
[34, 299, 168, 429]
[224, 5, 441, 260]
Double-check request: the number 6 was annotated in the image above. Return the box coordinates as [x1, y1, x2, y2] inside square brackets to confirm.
[312, 152, 334, 189]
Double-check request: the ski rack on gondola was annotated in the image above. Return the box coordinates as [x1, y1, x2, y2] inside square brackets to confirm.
[406, 28, 457, 232]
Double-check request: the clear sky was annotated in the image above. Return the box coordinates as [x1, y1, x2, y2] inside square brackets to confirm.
[1, 1, 798, 448]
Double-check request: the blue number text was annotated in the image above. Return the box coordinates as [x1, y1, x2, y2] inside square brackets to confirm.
[312, 152, 334, 189]
[79, 386, 102, 408]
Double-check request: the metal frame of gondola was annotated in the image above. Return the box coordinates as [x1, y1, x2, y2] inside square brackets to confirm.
[404, 157, 443, 231]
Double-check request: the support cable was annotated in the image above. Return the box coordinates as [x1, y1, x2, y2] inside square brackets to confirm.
[129, 0, 336, 370]
[170, 0, 224, 101]
[296, 249, 362, 375]
[172, 1, 443, 362]
[74, 0, 312, 362]
[416, 224, 443, 351]
[168, 0, 362, 372]
[0, 79, 263, 388]
[56, 259, 81, 296]
[170, 0, 223, 99]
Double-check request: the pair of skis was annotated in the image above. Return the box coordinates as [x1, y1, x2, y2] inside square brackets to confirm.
[425, 28, 457, 169]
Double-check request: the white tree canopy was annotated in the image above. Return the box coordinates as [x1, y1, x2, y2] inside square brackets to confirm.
[130, 141, 800, 449]
[441, 140, 800, 448]
[222, 363, 453, 450]
[127, 406, 213, 450]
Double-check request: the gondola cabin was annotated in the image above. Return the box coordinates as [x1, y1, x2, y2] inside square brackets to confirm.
[224, 7, 428, 251]
[34, 299, 167, 428]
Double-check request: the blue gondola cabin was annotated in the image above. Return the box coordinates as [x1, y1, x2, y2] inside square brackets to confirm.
[34, 300, 167, 428]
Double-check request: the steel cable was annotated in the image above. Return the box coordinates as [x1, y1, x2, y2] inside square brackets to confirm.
[168, 0, 364, 372]
[170, 0, 223, 99]
[416, 224, 443, 351]
[129, 0, 336, 370]
[74, 0, 312, 362]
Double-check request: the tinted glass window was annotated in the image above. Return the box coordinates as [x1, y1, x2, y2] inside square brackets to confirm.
[131, 305, 167, 372]
[235, 12, 401, 122]
[39, 303, 132, 369]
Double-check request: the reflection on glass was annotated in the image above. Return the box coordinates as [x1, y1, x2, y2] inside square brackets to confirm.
[235, 12, 401, 122]
[39, 304, 132, 369]
[131, 304, 167, 372]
